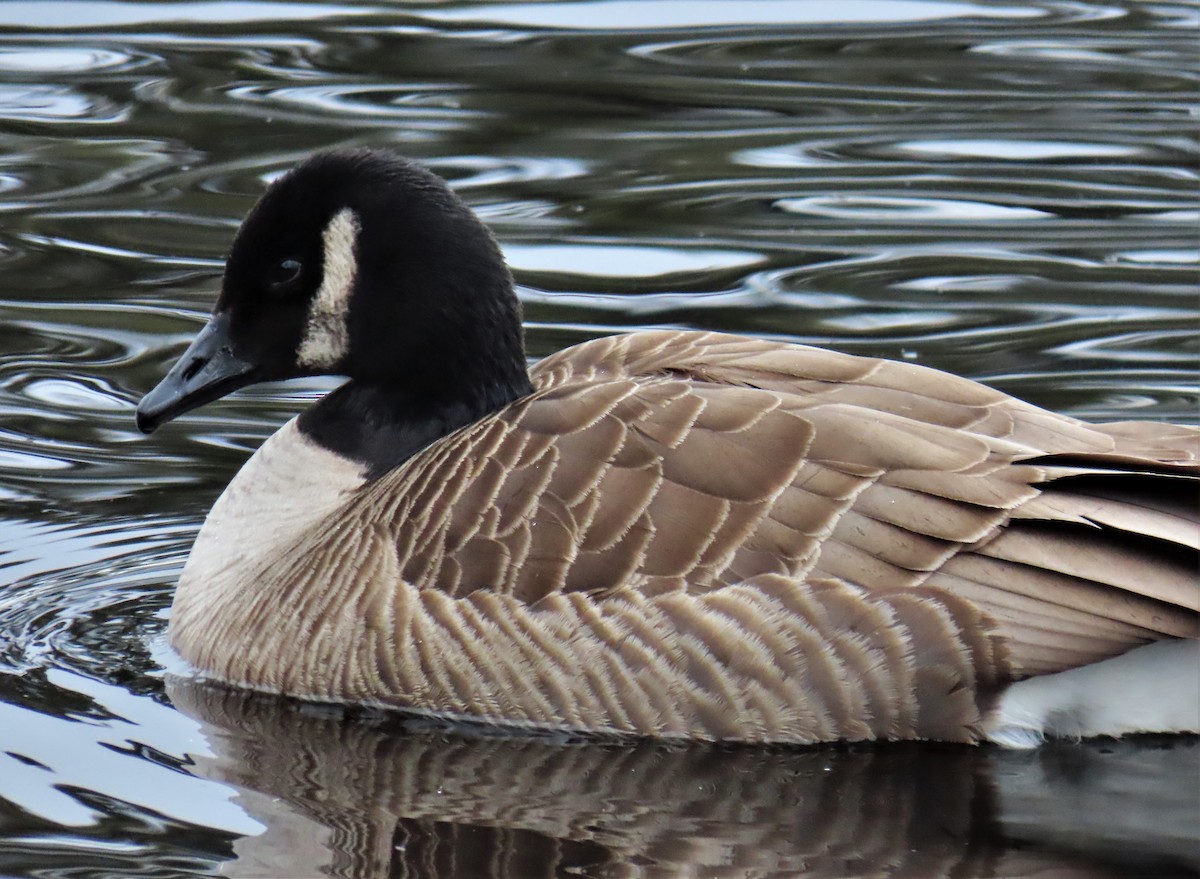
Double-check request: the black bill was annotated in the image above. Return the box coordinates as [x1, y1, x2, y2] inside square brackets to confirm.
[136, 312, 258, 434]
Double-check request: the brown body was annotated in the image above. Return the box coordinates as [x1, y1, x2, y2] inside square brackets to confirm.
[170, 331, 1200, 743]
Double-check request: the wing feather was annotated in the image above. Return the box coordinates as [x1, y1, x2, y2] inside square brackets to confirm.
[355, 331, 1197, 692]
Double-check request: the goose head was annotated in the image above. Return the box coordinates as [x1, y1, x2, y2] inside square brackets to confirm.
[136, 149, 531, 434]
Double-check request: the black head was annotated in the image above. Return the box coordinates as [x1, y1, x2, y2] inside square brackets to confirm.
[136, 149, 531, 434]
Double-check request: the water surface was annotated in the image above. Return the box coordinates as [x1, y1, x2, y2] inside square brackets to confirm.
[0, 1, 1197, 876]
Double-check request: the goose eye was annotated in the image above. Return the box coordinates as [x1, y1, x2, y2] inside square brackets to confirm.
[268, 258, 303, 295]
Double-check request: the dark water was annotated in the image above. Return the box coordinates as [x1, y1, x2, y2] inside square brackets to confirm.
[0, 1, 1197, 876]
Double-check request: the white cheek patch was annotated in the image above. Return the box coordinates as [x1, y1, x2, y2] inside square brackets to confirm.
[297, 207, 360, 370]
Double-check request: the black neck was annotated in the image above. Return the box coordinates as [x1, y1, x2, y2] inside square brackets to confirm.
[297, 372, 533, 479]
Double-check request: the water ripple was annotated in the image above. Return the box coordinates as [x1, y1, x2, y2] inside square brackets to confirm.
[0, 83, 125, 123]
[423, 0, 1046, 30]
[0, 46, 146, 74]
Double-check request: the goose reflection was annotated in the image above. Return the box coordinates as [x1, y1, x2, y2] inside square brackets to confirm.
[167, 679, 1198, 879]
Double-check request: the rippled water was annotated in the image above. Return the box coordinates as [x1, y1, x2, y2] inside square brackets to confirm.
[0, 1, 1197, 876]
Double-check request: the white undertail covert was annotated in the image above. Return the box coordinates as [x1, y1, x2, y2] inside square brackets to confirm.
[985, 639, 1200, 748]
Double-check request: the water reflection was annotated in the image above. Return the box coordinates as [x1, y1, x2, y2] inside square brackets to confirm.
[170, 681, 1199, 879]
[0, 670, 255, 833]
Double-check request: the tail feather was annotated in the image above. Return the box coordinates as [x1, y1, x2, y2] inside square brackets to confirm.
[924, 449, 1199, 679]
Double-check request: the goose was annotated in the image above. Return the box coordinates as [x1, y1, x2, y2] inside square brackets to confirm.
[137, 149, 1200, 747]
